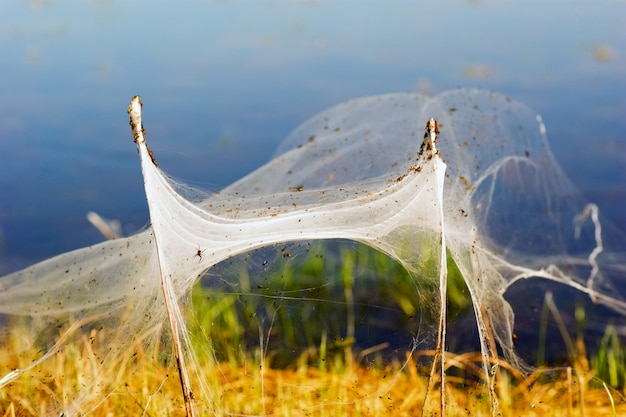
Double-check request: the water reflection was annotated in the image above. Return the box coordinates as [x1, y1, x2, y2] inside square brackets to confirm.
[0, 0, 624, 264]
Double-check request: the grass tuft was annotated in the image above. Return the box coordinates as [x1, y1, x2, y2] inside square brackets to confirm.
[2, 242, 625, 415]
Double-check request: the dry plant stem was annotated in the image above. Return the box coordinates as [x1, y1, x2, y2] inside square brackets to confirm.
[567, 367, 573, 417]
[128, 96, 197, 417]
[480, 305, 502, 416]
[433, 192, 448, 416]
[421, 119, 448, 417]
[423, 253, 447, 413]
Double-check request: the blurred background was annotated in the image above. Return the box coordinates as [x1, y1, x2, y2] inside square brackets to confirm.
[0, 0, 624, 269]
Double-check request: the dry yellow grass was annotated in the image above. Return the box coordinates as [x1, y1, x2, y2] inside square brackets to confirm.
[1, 325, 624, 417]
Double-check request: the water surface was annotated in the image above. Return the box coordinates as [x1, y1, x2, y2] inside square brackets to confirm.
[1, 0, 624, 268]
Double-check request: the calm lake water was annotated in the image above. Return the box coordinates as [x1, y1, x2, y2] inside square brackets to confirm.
[0, 1, 625, 371]
[1, 1, 624, 268]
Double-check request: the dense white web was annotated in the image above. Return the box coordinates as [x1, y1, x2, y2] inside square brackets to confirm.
[1, 89, 624, 416]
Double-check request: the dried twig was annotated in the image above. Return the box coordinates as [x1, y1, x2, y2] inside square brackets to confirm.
[128, 96, 196, 417]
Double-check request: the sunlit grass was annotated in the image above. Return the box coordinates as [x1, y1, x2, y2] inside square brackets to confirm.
[2, 326, 624, 416]
[1, 242, 625, 416]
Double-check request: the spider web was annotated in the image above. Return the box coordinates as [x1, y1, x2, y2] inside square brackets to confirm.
[1, 89, 624, 415]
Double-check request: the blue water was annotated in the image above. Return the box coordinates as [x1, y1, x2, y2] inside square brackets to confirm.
[1, 0, 624, 268]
